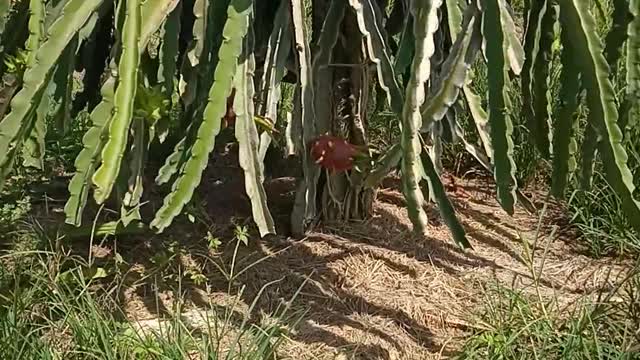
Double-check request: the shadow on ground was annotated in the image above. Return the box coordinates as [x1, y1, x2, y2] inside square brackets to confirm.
[19, 142, 628, 360]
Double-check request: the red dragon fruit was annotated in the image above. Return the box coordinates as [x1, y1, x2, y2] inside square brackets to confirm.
[310, 135, 361, 172]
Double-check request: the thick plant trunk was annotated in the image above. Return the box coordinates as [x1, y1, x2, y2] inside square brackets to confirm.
[316, 7, 376, 222]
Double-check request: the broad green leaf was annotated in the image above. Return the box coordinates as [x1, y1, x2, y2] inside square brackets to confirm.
[258, 0, 293, 161]
[349, 0, 404, 116]
[92, 0, 141, 203]
[482, 0, 517, 214]
[234, 27, 276, 237]
[400, 0, 443, 233]
[419, 143, 471, 249]
[290, 0, 319, 236]
[560, 0, 640, 232]
[0, 0, 104, 189]
[551, 37, 582, 198]
[151, 0, 252, 233]
[421, 4, 479, 131]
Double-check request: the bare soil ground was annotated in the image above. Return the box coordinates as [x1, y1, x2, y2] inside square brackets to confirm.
[31, 143, 630, 360]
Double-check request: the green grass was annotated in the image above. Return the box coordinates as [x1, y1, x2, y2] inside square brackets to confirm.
[457, 273, 640, 359]
[568, 170, 640, 258]
[456, 213, 640, 359]
[0, 223, 300, 360]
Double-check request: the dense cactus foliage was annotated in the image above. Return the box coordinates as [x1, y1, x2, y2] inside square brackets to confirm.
[0, 0, 638, 249]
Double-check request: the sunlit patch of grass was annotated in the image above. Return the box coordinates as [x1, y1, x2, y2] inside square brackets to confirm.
[0, 223, 303, 360]
[568, 174, 640, 258]
[457, 210, 640, 359]
[457, 273, 640, 359]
